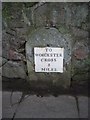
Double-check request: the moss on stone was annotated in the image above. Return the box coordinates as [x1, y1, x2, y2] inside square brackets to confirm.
[2, 3, 12, 21]
[57, 24, 71, 34]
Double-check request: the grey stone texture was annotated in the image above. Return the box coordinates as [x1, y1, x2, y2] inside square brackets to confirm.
[0, 91, 2, 119]
[0, 57, 2, 67]
[2, 92, 22, 118]
[26, 27, 72, 87]
[2, 91, 80, 118]
[15, 95, 78, 118]
[2, 3, 89, 119]
[78, 96, 88, 118]
[2, 61, 27, 79]
[32, 3, 88, 28]
[2, 2, 89, 85]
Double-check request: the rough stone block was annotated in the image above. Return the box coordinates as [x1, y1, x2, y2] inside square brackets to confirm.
[2, 61, 26, 79]
[26, 27, 72, 87]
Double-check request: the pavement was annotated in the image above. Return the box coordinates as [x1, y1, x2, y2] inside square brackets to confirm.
[2, 91, 88, 119]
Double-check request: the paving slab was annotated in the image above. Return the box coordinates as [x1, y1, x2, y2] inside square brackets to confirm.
[0, 91, 2, 119]
[78, 96, 88, 118]
[2, 91, 79, 118]
[2, 91, 22, 118]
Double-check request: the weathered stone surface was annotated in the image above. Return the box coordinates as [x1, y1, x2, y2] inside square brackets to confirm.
[31, 3, 88, 28]
[2, 61, 26, 79]
[15, 95, 78, 118]
[2, 91, 22, 118]
[33, 3, 47, 27]
[0, 76, 2, 91]
[2, 92, 79, 118]
[0, 57, 2, 67]
[0, 57, 8, 67]
[71, 39, 89, 82]
[0, 67, 2, 77]
[26, 27, 72, 87]
[74, 74, 88, 82]
[2, 31, 10, 59]
[69, 3, 88, 27]
[8, 49, 25, 61]
[0, 41, 2, 57]
[71, 27, 89, 38]
[2, 2, 89, 87]
[78, 96, 88, 118]
[0, 91, 2, 119]
[73, 40, 89, 60]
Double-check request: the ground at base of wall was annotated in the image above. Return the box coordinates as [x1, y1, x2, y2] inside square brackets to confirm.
[2, 77, 88, 97]
[2, 91, 88, 118]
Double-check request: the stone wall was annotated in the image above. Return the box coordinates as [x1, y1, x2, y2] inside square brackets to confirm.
[2, 2, 89, 88]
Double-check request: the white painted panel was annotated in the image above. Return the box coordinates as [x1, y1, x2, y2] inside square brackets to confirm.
[34, 47, 64, 73]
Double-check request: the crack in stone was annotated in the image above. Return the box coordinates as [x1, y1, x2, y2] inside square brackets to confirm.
[74, 95, 80, 119]
[11, 92, 30, 120]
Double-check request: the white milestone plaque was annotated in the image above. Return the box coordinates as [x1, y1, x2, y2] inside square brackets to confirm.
[34, 47, 64, 73]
